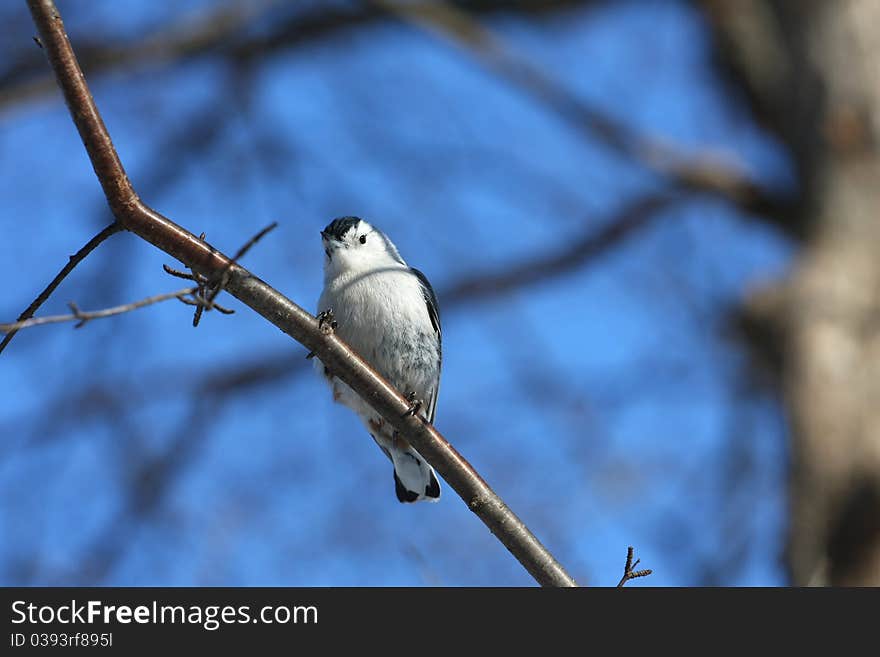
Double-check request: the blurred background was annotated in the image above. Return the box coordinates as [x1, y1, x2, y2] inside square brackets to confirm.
[2, 0, 878, 586]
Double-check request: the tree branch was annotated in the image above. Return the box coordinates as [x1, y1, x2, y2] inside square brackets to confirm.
[0, 221, 122, 354]
[373, 0, 790, 220]
[1, 1, 591, 113]
[26, 0, 578, 587]
[2, 221, 275, 337]
[444, 193, 679, 303]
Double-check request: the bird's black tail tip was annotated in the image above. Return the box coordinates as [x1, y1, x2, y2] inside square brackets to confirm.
[425, 470, 441, 499]
[394, 470, 441, 503]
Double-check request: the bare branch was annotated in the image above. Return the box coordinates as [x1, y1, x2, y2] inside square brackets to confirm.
[228, 221, 278, 263]
[204, 220, 278, 307]
[617, 546, 653, 587]
[0, 287, 198, 333]
[2, 1, 590, 114]
[161, 221, 276, 326]
[26, 0, 577, 587]
[1, 220, 275, 335]
[372, 0, 790, 219]
[1, 0, 279, 112]
[444, 193, 679, 303]
[0, 221, 122, 355]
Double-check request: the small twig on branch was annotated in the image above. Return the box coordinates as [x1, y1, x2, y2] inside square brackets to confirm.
[228, 221, 278, 262]
[617, 546, 652, 587]
[175, 295, 234, 314]
[0, 287, 198, 333]
[161, 221, 277, 326]
[1, 221, 277, 334]
[205, 220, 277, 306]
[0, 221, 123, 355]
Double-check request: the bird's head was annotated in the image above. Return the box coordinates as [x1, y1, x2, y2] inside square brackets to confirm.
[320, 216, 404, 276]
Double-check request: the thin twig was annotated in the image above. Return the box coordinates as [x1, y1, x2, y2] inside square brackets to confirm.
[204, 220, 277, 307]
[444, 193, 679, 303]
[163, 221, 277, 326]
[162, 264, 195, 280]
[0, 221, 276, 334]
[176, 295, 234, 314]
[228, 221, 277, 263]
[617, 546, 653, 587]
[0, 221, 123, 355]
[0, 287, 197, 333]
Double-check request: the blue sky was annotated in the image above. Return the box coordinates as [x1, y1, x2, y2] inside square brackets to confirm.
[0, 0, 794, 585]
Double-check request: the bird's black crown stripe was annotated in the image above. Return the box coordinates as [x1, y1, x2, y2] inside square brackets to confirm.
[323, 216, 361, 241]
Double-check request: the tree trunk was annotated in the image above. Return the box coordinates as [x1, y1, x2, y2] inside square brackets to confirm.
[700, 0, 880, 585]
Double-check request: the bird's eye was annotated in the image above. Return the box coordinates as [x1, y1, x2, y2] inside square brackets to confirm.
[359, 234, 367, 244]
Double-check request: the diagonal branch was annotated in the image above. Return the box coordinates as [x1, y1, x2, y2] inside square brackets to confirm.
[162, 221, 277, 326]
[373, 0, 790, 220]
[444, 193, 678, 303]
[0, 221, 122, 354]
[4, 190, 678, 452]
[26, 0, 578, 587]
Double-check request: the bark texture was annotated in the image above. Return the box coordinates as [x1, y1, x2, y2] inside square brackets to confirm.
[702, 0, 880, 585]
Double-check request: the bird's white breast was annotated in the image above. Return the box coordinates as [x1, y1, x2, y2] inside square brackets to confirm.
[318, 263, 439, 402]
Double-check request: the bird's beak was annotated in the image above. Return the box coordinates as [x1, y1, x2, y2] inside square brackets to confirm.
[320, 229, 328, 241]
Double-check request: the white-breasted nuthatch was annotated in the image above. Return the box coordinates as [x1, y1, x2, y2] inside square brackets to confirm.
[315, 216, 442, 503]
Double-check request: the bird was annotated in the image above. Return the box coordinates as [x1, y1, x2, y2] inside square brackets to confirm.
[315, 216, 442, 503]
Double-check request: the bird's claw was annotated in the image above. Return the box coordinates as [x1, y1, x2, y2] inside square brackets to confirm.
[317, 309, 337, 334]
[402, 391, 423, 418]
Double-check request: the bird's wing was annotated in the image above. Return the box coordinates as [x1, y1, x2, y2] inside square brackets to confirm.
[410, 267, 441, 424]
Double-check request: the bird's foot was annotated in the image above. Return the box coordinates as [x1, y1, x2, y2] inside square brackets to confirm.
[317, 308, 337, 334]
[402, 391, 423, 418]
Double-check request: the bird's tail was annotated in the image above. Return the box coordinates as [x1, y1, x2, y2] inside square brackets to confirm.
[390, 445, 441, 503]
